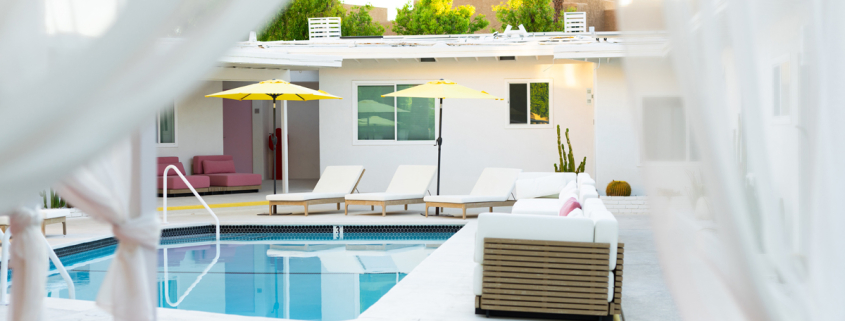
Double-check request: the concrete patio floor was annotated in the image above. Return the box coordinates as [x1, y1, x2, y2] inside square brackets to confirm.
[28, 183, 680, 321]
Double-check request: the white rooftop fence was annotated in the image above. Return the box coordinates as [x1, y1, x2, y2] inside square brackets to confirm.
[564, 12, 587, 33]
[308, 17, 341, 40]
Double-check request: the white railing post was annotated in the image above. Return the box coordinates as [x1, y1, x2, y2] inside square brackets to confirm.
[44, 236, 75, 299]
[0, 228, 9, 305]
[160, 164, 220, 307]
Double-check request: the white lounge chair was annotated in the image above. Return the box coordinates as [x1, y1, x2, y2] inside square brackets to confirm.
[267, 166, 365, 216]
[344, 165, 437, 216]
[423, 168, 522, 219]
[0, 208, 69, 235]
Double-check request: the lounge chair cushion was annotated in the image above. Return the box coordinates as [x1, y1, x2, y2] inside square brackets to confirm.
[192, 155, 233, 174]
[42, 208, 70, 219]
[514, 172, 568, 199]
[157, 162, 186, 176]
[423, 194, 503, 204]
[345, 193, 424, 201]
[511, 199, 564, 216]
[203, 173, 261, 187]
[158, 175, 210, 190]
[267, 192, 347, 201]
[475, 212, 595, 263]
[384, 165, 437, 196]
[312, 166, 365, 194]
[468, 168, 522, 201]
[203, 160, 236, 174]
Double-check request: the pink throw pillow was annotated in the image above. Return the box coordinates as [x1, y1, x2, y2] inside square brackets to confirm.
[203, 160, 236, 174]
[559, 197, 582, 216]
[157, 163, 185, 176]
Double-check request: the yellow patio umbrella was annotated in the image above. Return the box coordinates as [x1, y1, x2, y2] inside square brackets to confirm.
[206, 79, 341, 194]
[382, 79, 502, 216]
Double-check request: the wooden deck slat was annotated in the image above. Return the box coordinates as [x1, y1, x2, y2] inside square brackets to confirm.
[483, 270, 609, 282]
[483, 265, 609, 277]
[482, 288, 609, 300]
[480, 304, 608, 316]
[485, 255, 610, 267]
[483, 282, 609, 294]
[481, 299, 608, 311]
[480, 294, 608, 306]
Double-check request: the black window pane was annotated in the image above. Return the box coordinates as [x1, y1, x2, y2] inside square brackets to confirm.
[509, 83, 527, 124]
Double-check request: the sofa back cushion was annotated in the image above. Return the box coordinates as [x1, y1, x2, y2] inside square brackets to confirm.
[583, 198, 608, 217]
[469, 168, 522, 201]
[580, 185, 599, 203]
[558, 180, 577, 199]
[475, 213, 595, 263]
[157, 157, 179, 164]
[313, 166, 365, 193]
[559, 197, 581, 216]
[514, 172, 568, 199]
[203, 160, 236, 174]
[157, 162, 186, 176]
[193, 155, 234, 174]
[385, 165, 437, 196]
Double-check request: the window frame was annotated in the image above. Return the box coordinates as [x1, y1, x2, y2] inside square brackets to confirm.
[156, 102, 178, 147]
[505, 79, 554, 129]
[352, 80, 438, 146]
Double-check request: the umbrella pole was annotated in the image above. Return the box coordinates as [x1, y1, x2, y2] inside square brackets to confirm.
[272, 98, 277, 195]
[435, 98, 443, 216]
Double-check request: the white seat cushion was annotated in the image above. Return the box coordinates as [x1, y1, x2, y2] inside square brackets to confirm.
[345, 193, 424, 201]
[312, 166, 365, 194]
[514, 172, 567, 199]
[475, 213, 595, 263]
[468, 168, 522, 201]
[511, 199, 563, 216]
[384, 165, 437, 196]
[473, 263, 483, 296]
[591, 210, 619, 270]
[42, 208, 70, 219]
[267, 192, 347, 201]
[423, 195, 503, 203]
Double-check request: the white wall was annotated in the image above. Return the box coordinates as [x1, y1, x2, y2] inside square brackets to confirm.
[157, 81, 224, 173]
[319, 58, 596, 195]
[289, 82, 321, 179]
[595, 58, 644, 195]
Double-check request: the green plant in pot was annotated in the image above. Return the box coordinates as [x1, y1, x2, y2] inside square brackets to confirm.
[553, 125, 586, 174]
[606, 180, 632, 196]
[41, 189, 67, 209]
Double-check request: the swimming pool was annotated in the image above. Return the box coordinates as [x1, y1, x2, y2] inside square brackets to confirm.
[45, 225, 459, 320]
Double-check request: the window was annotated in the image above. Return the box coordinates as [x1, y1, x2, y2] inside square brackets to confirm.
[156, 104, 176, 146]
[773, 61, 790, 117]
[355, 83, 435, 144]
[508, 81, 550, 125]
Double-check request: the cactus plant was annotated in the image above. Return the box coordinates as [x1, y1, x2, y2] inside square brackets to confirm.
[40, 189, 67, 209]
[606, 180, 632, 197]
[554, 125, 587, 174]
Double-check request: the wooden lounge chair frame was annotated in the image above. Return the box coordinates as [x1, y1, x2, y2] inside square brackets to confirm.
[345, 198, 424, 216]
[269, 169, 366, 216]
[0, 216, 67, 236]
[475, 238, 624, 320]
[424, 200, 516, 220]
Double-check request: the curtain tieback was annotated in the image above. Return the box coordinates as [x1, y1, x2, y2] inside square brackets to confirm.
[112, 215, 159, 250]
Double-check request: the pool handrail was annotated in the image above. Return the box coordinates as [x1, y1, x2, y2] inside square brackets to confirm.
[161, 164, 220, 307]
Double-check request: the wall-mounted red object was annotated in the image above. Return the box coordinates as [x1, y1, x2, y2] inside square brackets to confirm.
[268, 128, 283, 179]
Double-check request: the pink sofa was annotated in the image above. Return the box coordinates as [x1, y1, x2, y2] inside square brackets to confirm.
[192, 155, 262, 192]
[157, 157, 210, 195]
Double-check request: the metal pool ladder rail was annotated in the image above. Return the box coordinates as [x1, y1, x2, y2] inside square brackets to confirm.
[161, 164, 220, 307]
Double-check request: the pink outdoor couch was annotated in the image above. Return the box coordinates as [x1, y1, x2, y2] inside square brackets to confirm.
[192, 155, 262, 192]
[157, 157, 210, 195]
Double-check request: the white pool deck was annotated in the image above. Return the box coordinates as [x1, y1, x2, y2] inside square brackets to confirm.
[2, 181, 680, 321]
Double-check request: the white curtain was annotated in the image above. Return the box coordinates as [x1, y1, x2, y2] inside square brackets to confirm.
[0, 0, 287, 212]
[54, 128, 159, 321]
[617, 0, 845, 320]
[0, 0, 287, 320]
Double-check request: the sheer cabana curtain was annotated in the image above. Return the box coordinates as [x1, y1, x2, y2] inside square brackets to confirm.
[0, 1, 286, 320]
[618, 0, 844, 320]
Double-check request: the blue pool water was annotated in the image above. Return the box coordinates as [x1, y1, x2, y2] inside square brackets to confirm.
[45, 231, 453, 320]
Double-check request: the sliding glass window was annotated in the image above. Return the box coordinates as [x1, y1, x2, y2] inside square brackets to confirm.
[356, 83, 435, 143]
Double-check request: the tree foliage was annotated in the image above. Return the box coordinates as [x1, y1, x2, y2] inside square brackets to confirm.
[392, 0, 489, 35]
[493, 0, 575, 32]
[258, 0, 383, 41]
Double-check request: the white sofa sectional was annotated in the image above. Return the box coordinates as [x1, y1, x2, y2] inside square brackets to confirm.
[473, 172, 623, 319]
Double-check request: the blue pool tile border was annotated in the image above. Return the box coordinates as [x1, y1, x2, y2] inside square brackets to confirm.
[53, 224, 463, 258]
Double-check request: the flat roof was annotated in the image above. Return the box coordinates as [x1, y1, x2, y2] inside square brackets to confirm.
[218, 31, 667, 69]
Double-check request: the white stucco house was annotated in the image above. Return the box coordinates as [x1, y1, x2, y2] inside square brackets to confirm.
[157, 30, 667, 197]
